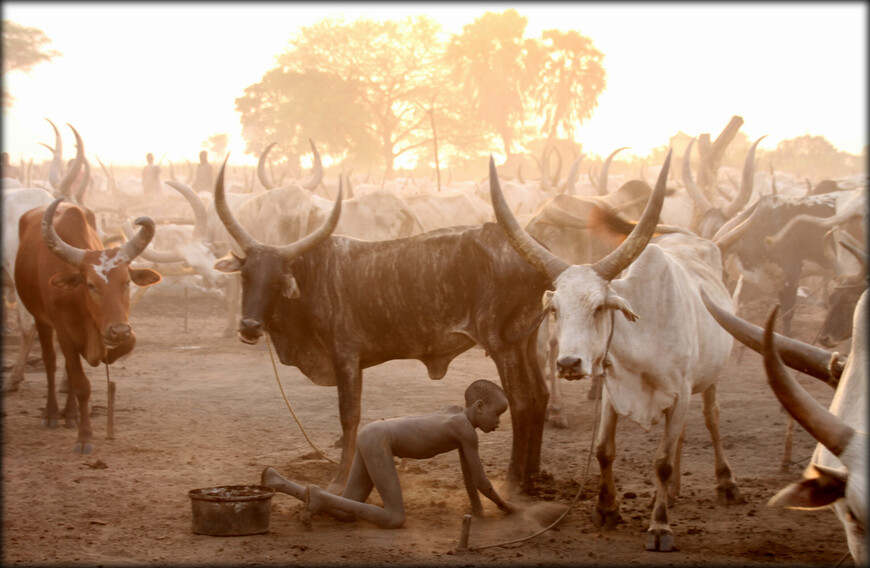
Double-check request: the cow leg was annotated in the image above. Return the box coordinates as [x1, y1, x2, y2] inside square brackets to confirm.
[4, 317, 37, 393]
[541, 316, 567, 429]
[35, 322, 60, 428]
[669, 420, 688, 506]
[59, 344, 93, 455]
[646, 396, 689, 552]
[491, 341, 548, 493]
[593, 392, 620, 529]
[328, 357, 363, 495]
[701, 384, 743, 504]
[778, 270, 801, 337]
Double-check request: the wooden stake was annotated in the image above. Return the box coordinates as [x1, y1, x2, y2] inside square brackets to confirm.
[107, 380, 116, 440]
[456, 514, 472, 552]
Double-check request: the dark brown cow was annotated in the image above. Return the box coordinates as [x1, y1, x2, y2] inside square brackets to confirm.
[14, 197, 161, 453]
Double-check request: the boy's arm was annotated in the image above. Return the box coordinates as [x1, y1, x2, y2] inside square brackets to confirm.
[457, 431, 517, 514]
[458, 450, 484, 516]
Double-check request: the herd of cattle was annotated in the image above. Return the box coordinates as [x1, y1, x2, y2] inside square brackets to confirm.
[1, 119, 866, 561]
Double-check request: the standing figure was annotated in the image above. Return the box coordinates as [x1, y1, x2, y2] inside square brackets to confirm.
[193, 150, 214, 193]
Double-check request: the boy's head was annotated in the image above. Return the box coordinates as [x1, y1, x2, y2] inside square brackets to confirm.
[465, 380, 509, 433]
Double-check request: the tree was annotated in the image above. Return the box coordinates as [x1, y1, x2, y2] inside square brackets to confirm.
[444, 9, 538, 157]
[2, 20, 61, 108]
[529, 29, 605, 142]
[238, 16, 447, 179]
[203, 133, 229, 158]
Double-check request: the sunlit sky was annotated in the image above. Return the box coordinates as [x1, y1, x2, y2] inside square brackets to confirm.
[2, 2, 867, 171]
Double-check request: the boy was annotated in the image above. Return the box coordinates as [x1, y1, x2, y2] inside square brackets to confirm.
[261, 379, 518, 529]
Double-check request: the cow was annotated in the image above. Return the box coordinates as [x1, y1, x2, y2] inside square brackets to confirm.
[212, 159, 552, 495]
[490, 150, 745, 551]
[702, 288, 866, 565]
[818, 240, 867, 349]
[14, 195, 161, 454]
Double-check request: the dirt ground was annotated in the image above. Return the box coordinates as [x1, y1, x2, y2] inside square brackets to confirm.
[1, 281, 854, 567]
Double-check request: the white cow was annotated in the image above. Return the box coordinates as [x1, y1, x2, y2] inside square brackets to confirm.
[490, 150, 744, 552]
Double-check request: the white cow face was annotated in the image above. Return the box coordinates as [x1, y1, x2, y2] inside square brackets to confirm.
[547, 265, 638, 381]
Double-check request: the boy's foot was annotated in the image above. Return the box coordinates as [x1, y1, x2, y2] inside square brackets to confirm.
[260, 466, 281, 489]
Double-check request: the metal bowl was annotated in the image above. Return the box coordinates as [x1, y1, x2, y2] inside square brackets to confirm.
[188, 485, 275, 536]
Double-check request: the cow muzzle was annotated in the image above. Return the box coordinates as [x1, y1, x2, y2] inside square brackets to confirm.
[103, 323, 133, 348]
[557, 356, 590, 380]
[238, 318, 264, 345]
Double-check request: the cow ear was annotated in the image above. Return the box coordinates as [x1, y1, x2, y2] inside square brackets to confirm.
[282, 273, 301, 299]
[605, 293, 639, 322]
[49, 272, 83, 291]
[214, 253, 243, 274]
[768, 467, 847, 510]
[542, 290, 554, 311]
[130, 268, 162, 287]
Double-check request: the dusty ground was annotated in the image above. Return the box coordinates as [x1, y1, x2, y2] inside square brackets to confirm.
[1, 281, 854, 566]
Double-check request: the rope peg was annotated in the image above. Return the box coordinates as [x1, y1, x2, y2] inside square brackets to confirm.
[455, 514, 472, 552]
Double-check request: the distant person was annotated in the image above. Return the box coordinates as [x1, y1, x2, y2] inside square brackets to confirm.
[193, 150, 215, 193]
[1, 152, 20, 181]
[261, 379, 518, 529]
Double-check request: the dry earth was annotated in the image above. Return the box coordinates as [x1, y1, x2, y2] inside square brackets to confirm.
[1, 281, 854, 566]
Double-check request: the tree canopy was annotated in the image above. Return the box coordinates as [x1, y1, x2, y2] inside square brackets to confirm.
[2, 20, 61, 108]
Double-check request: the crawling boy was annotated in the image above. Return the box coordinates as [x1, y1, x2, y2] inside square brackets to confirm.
[261, 379, 517, 529]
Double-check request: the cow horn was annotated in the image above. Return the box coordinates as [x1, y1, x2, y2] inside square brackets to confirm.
[489, 155, 571, 282]
[277, 176, 342, 260]
[118, 215, 157, 261]
[722, 135, 766, 218]
[712, 200, 761, 252]
[41, 197, 86, 267]
[700, 287, 844, 385]
[216, 154, 259, 252]
[682, 137, 713, 214]
[122, 220, 183, 264]
[44, 118, 64, 191]
[762, 306, 855, 457]
[562, 154, 584, 195]
[257, 142, 278, 190]
[58, 124, 84, 198]
[490, 155, 570, 282]
[165, 180, 208, 240]
[74, 157, 91, 205]
[550, 146, 563, 188]
[598, 147, 628, 195]
[301, 138, 324, 191]
[591, 149, 670, 281]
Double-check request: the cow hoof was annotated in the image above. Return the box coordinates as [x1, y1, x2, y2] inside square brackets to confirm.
[645, 528, 675, 551]
[43, 417, 59, 429]
[2, 380, 21, 393]
[546, 409, 569, 429]
[716, 482, 745, 505]
[74, 442, 94, 455]
[592, 504, 620, 530]
[64, 419, 77, 429]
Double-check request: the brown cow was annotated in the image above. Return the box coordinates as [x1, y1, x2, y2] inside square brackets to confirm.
[14, 197, 161, 453]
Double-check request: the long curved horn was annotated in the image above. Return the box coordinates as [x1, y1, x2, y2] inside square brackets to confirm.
[45, 118, 63, 190]
[165, 180, 209, 240]
[41, 197, 86, 267]
[257, 142, 278, 190]
[538, 147, 552, 191]
[550, 146, 563, 188]
[598, 147, 629, 195]
[301, 138, 324, 191]
[216, 155, 259, 252]
[722, 135, 766, 218]
[682, 137, 713, 214]
[762, 307, 854, 456]
[122, 220, 184, 264]
[562, 154, 584, 195]
[95, 156, 121, 199]
[58, 124, 84, 198]
[277, 176, 342, 260]
[712, 200, 761, 252]
[591, 149, 670, 281]
[490, 155, 570, 282]
[118, 215, 157, 261]
[74, 157, 91, 205]
[700, 287, 845, 384]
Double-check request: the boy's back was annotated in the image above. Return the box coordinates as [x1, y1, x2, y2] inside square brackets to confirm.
[359, 405, 475, 461]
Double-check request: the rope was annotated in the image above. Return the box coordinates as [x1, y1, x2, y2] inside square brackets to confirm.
[265, 333, 337, 464]
[468, 310, 613, 551]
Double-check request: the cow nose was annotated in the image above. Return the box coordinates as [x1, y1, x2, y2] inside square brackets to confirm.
[104, 323, 132, 345]
[557, 356, 582, 376]
[239, 318, 264, 342]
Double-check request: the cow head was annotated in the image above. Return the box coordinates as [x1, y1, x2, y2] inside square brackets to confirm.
[42, 198, 162, 365]
[490, 150, 669, 381]
[212, 156, 341, 344]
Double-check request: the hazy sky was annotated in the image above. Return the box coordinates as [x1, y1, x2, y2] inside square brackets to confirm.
[3, 2, 867, 170]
